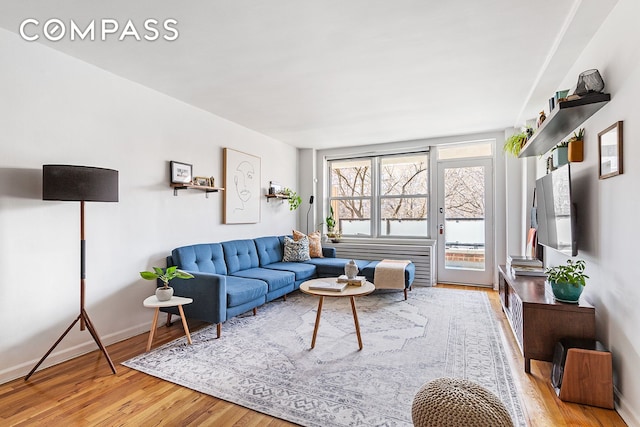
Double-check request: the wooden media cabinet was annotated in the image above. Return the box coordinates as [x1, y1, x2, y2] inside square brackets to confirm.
[498, 265, 596, 373]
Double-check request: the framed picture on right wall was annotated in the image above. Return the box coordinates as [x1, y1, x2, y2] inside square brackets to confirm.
[598, 121, 623, 179]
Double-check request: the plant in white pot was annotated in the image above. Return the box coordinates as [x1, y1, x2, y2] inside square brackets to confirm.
[140, 266, 194, 301]
[545, 259, 588, 303]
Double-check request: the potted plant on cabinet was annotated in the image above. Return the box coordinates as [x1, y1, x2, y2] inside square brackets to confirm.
[140, 266, 194, 301]
[545, 259, 588, 303]
[568, 128, 585, 162]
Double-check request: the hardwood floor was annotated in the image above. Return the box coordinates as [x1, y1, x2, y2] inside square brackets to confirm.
[0, 286, 627, 426]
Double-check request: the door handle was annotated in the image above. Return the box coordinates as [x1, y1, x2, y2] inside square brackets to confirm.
[439, 224, 444, 235]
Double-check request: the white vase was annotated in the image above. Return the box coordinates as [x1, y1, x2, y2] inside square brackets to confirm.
[345, 259, 359, 279]
[156, 287, 174, 301]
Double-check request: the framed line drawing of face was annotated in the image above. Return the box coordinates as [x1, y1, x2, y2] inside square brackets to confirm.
[223, 148, 261, 223]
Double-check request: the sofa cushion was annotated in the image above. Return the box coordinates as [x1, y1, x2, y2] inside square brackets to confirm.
[231, 267, 294, 292]
[263, 261, 317, 281]
[225, 275, 268, 308]
[222, 239, 260, 274]
[305, 257, 371, 277]
[172, 243, 227, 275]
[293, 230, 323, 258]
[283, 236, 311, 262]
[255, 236, 284, 266]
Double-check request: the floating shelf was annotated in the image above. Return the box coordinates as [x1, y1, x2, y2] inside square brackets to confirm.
[519, 93, 610, 158]
[265, 193, 289, 202]
[171, 183, 225, 197]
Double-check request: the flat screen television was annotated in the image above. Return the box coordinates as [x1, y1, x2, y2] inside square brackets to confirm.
[535, 164, 578, 256]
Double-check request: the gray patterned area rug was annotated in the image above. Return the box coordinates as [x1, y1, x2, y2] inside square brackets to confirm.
[123, 287, 526, 426]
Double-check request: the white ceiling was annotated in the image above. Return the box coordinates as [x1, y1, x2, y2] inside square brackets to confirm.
[0, 0, 618, 149]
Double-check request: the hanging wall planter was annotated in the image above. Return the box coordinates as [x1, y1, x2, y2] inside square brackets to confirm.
[552, 145, 569, 168]
[568, 128, 585, 162]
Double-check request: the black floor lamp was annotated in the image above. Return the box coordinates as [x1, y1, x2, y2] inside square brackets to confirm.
[25, 165, 119, 380]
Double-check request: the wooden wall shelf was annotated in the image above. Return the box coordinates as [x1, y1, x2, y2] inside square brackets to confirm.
[171, 183, 224, 197]
[519, 93, 610, 158]
[265, 194, 289, 202]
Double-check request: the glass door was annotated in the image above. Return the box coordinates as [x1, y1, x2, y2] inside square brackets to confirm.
[436, 158, 494, 286]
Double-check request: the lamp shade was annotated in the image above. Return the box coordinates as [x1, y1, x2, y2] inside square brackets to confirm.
[43, 165, 119, 202]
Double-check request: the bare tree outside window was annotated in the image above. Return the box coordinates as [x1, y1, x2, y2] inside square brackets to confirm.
[328, 153, 428, 237]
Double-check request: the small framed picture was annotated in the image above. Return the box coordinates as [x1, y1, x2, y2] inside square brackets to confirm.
[170, 161, 193, 184]
[598, 121, 623, 179]
[193, 176, 210, 186]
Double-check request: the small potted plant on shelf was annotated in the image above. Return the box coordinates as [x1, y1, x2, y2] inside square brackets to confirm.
[568, 128, 585, 162]
[545, 259, 588, 303]
[503, 128, 530, 157]
[140, 266, 194, 301]
[282, 188, 302, 210]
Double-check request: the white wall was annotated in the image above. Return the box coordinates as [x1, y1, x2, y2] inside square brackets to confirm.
[533, 1, 640, 423]
[0, 28, 298, 383]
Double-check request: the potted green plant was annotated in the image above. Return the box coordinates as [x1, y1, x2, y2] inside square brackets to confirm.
[568, 128, 585, 162]
[503, 130, 529, 157]
[282, 188, 302, 211]
[140, 266, 194, 301]
[322, 206, 341, 242]
[551, 140, 569, 167]
[545, 259, 588, 303]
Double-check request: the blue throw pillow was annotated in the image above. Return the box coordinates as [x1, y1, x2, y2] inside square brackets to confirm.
[283, 236, 310, 262]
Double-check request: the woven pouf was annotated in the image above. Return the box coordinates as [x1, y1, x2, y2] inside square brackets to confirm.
[411, 377, 514, 427]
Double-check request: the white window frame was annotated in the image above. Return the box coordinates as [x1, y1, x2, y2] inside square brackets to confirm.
[327, 150, 429, 239]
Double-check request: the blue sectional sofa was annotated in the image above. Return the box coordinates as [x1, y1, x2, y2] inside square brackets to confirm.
[161, 235, 415, 338]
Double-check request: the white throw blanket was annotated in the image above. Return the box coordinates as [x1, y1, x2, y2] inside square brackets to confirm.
[374, 259, 410, 289]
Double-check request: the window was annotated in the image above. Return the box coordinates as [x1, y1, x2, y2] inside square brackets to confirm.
[328, 152, 428, 238]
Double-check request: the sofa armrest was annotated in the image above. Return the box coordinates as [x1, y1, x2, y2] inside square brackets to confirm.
[158, 272, 227, 324]
[322, 247, 336, 258]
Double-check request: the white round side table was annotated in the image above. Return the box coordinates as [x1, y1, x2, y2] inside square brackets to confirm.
[143, 295, 193, 352]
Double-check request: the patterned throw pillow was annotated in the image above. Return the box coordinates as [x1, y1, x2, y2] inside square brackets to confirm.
[283, 236, 311, 262]
[293, 229, 324, 258]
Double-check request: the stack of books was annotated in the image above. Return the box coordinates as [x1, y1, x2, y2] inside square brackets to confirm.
[308, 281, 348, 292]
[507, 255, 545, 277]
[337, 275, 366, 286]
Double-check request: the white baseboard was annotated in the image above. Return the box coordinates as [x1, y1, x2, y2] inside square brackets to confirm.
[615, 385, 640, 427]
[0, 322, 150, 385]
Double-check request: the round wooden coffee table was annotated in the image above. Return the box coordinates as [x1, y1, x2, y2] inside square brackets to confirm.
[300, 278, 375, 350]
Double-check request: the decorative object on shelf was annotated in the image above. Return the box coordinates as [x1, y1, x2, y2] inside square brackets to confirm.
[170, 161, 193, 184]
[345, 259, 359, 279]
[598, 121, 623, 179]
[268, 181, 282, 195]
[551, 141, 569, 168]
[224, 148, 261, 224]
[140, 266, 194, 302]
[574, 69, 605, 96]
[26, 165, 119, 380]
[555, 89, 570, 104]
[568, 128, 585, 162]
[545, 259, 588, 303]
[537, 110, 546, 128]
[193, 176, 211, 186]
[283, 188, 302, 210]
[503, 129, 528, 157]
